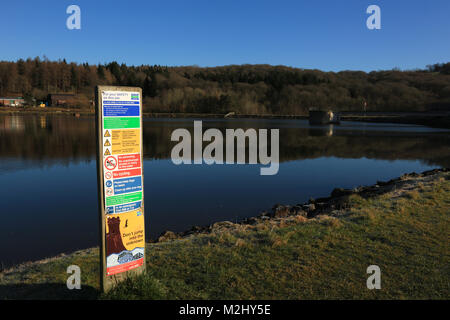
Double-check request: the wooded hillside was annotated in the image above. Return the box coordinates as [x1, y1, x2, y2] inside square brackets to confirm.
[1, 58, 449, 114]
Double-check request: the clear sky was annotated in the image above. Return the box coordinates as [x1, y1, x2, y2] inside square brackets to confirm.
[1, 0, 449, 71]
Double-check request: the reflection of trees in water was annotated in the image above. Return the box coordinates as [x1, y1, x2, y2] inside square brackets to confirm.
[1, 115, 449, 168]
[0, 115, 95, 161]
[0, 115, 25, 132]
[280, 128, 450, 167]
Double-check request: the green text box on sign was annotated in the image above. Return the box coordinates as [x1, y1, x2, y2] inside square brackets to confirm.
[104, 117, 141, 129]
[105, 191, 143, 206]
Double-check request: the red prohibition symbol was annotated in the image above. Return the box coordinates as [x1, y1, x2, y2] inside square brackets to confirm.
[104, 156, 117, 170]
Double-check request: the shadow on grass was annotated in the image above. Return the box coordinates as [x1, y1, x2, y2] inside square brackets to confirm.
[0, 283, 100, 300]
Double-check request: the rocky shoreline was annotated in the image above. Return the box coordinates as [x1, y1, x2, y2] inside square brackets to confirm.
[157, 168, 449, 242]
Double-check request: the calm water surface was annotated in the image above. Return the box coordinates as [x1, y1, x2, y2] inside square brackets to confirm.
[1, 114, 449, 266]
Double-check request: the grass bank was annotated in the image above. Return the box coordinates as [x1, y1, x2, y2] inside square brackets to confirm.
[0, 170, 449, 299]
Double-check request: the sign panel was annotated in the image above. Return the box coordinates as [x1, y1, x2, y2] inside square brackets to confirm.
[95, 86, 145, 292]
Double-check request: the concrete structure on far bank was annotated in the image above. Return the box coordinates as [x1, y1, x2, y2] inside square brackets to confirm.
[309, 109, 340, 125]
[47, 93, 76, 106]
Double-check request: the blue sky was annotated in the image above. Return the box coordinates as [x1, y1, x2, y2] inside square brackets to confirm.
[1, 0, 449, 71]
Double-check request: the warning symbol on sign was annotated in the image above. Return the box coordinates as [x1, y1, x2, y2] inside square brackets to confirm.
[104, 130, 111, 137]
[104, 148, 111, 156]
[105, 172, 112, 180]
[104, 139, 111, 147]
[104, 156, 117, 170]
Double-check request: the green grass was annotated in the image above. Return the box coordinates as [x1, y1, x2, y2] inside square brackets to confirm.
[1, 175, 449, 299]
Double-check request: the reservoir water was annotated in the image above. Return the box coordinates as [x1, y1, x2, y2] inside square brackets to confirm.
[1, 114, 449, 266]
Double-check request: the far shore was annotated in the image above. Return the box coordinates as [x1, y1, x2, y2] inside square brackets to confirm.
[1, 106, 450, 128]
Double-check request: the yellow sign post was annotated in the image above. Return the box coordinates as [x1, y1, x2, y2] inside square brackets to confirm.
[95, 86, 146, 292]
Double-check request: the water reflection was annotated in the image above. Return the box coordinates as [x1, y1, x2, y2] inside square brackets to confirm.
[0, 115, 25, 132]
[0, 114, 449, 266]
[1, 115, 449, 167]
[40, 116, 46, 129]
[308, 124, 334, 137]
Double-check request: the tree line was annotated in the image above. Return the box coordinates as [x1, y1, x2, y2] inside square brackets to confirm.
[0, 57, 449, 114]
